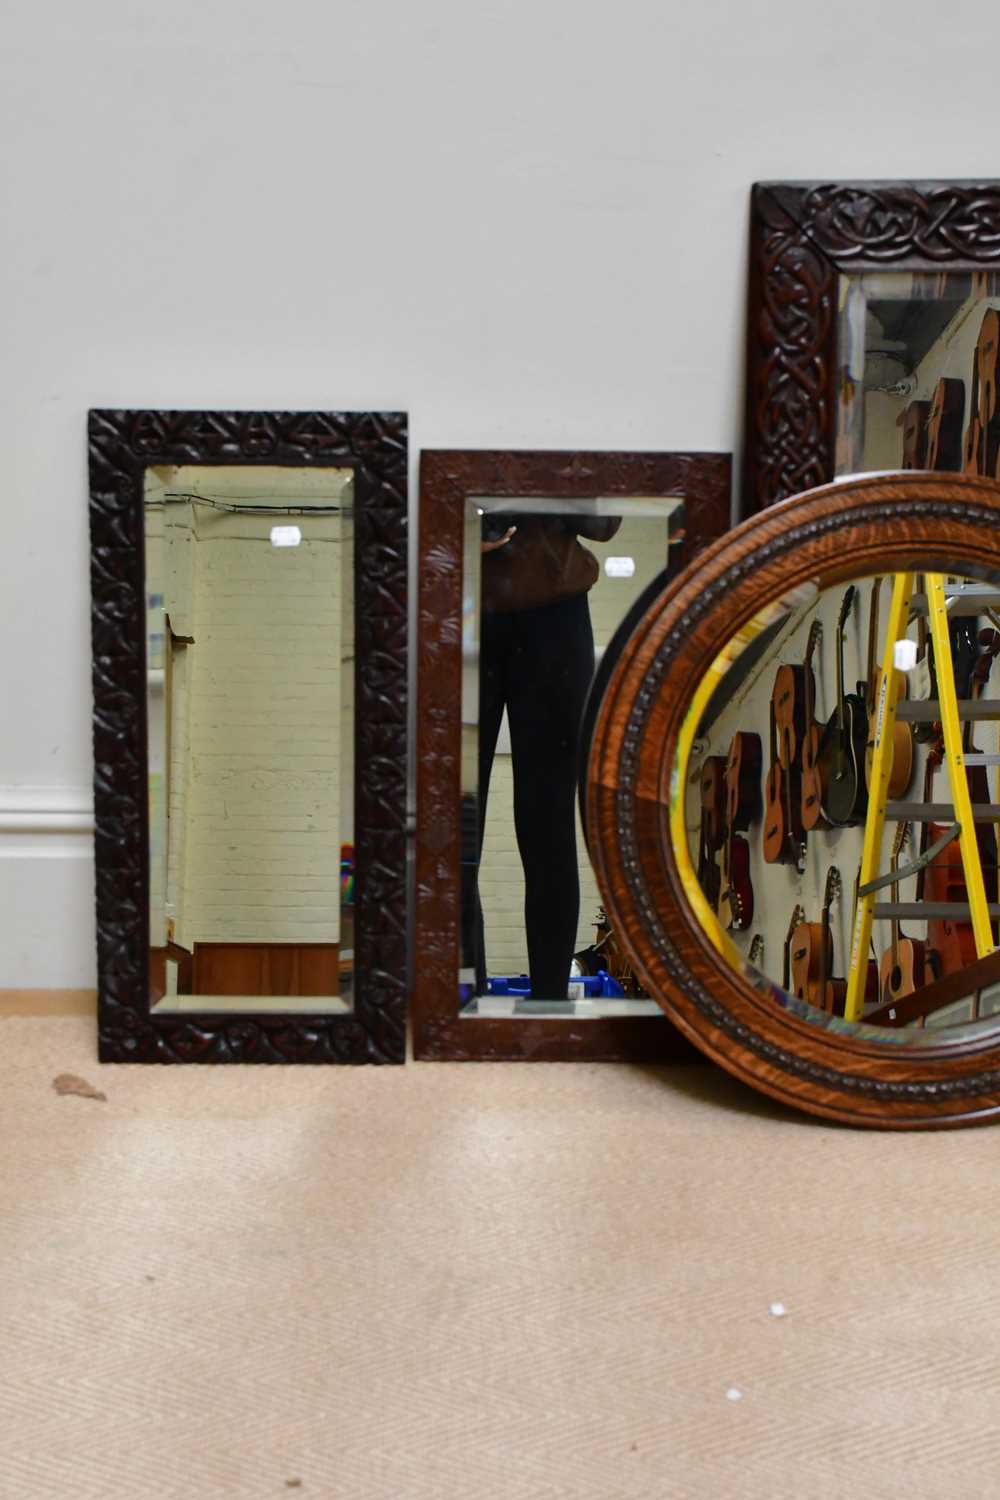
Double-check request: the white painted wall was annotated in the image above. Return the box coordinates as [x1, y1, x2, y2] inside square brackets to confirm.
[3, 0, 1000, 984]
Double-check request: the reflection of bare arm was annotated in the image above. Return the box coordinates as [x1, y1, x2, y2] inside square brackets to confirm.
[571, 516, 622, 542]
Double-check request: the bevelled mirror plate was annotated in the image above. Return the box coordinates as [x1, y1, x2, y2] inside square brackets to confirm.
[89, 410, 407, 1064]
[586, 472, 1000, 1128]
[414, 449, 732, 1063]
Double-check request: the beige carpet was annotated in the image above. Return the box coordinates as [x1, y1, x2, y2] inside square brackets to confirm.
[2, 1010, 999, 1499]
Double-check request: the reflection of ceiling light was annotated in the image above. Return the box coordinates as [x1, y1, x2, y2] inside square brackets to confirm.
[270, 525, 302, 547]
[894, 638, 918, 671]
[605, 556, 636, 577]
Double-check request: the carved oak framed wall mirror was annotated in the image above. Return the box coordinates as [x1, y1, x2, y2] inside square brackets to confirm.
[89, 410, 407, 1063]
[745, 179, 1000, 512]
[413, 449, 731, 1062]
[587, 470, 1000, 1128]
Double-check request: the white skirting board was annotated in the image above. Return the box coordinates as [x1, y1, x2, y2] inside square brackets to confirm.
[0, 788, 97, 987]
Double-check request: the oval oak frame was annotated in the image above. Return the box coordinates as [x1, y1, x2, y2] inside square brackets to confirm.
[89, 409, 407, 1064]
[587, 471, 1000, 1128]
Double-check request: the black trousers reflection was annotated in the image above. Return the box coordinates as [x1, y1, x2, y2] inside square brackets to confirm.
[461, 593, 595, 999]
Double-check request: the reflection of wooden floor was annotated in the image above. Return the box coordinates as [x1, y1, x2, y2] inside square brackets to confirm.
[192, 942, 340, 998]
[0, 990, 95, 1016]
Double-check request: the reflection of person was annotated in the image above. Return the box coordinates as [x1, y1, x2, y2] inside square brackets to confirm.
[462, 512, 622, 999]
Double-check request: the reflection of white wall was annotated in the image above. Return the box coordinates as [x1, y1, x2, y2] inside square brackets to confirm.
[184, 506, 342, 945]
[148, 467, 349, 953]
[478, 515, 673, 982]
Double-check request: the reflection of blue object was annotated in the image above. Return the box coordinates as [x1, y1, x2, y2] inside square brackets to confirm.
[487, 971, 625, 998]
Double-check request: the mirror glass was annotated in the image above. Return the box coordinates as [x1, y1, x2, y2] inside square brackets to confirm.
[836, 270, 1000, 476]
[144, 464, 355, 1015]
[459, 494, 684, 1018]
[683, 564, 1000, 1037]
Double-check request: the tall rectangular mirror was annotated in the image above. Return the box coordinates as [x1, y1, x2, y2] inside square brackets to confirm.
[89, 410, 407, 1064]
[414, 449, 731, 1062]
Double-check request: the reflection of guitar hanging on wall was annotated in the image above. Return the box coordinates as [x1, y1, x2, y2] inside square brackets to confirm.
[790, 867, 845, 1015]
[817, 587, 868, 826]
[925, 376, 965, 471]
[799, 620, 826, 832]
[718, 731, 760, 931]
[879, 823, 927, 1009]
[696, 755, 726, 908]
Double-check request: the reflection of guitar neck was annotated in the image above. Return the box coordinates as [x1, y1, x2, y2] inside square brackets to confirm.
[866, 578, 881, 712]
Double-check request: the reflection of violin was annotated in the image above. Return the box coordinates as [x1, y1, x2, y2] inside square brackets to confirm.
[879, 823, 927, 1007]
[696, 755, 726, 908]
[790, 867, 845, 1014]
[719, 834, 753, 932]
[863, 576, 913, 799]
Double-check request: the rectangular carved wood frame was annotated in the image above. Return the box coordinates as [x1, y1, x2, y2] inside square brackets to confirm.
[89, 409, 408, 1063]
[414, 449, 731, 1061]
[744, 179, 1000, 513]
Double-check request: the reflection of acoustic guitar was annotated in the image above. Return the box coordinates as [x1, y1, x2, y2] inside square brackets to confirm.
[925, 376, 965, 471]
[863, 576, 913, 798]
[763, 695, 803, 866]
[799, 620, 826, 831]
[718, 732, 760, 932]
[879, 823, 927, 1008]
[748, 934, 765, 971]
[817, 587, 868, 826]
[790, 867, 845, 1014]
[901, 399, 931, 469]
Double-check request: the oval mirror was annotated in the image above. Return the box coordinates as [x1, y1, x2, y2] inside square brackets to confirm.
[585, 472, 1000, 1127]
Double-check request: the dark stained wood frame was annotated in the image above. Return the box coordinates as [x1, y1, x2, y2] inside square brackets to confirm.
[89, 409, 407, 1064]
[413, 449, 731, 1062]
[744, 179, 1000, 514]
[587, 470, 1000, 1129]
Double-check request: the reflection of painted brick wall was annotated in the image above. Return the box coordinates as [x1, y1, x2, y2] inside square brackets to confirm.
[184, 510, 342, 944]
[478, 516, 673, 982]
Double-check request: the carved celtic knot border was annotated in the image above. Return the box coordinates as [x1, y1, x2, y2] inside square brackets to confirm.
[89, 409, 408, 1064]
[744, 180, 1000, 516]
[611, 485, 1000, 1111]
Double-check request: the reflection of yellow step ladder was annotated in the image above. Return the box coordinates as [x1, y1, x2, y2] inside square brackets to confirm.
[845, 574, 997, 1022]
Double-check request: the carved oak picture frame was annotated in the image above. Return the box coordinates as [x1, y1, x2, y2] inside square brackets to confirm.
[587, 470, 1000, 1129]
[89, 409, 407, 1064]
[744, 179, 1000, 514]
[413, 448, 731, 1062]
